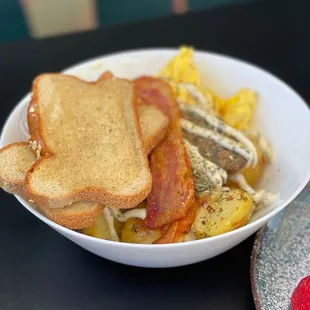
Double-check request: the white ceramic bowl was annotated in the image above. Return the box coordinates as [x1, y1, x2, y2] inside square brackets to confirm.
[1, 49, 310, 268]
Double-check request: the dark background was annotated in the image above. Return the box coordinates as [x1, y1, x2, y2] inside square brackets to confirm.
[0, 0, 309, 309]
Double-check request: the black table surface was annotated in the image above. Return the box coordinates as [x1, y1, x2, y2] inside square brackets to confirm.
[1, 1, 310, 309]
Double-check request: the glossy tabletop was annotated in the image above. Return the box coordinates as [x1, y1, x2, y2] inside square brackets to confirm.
[0, 1, 309, 309]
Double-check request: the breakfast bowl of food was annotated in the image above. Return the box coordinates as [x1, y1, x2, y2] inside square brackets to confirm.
[1, 47, 310, 268]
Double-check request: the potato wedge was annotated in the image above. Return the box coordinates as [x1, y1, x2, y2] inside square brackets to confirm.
[193, 189, 255, 238]
[121, 218, 162, 244]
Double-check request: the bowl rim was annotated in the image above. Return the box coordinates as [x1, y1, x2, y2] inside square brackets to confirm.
[250, 223, 266, 310]
[2, 47, 310, 249]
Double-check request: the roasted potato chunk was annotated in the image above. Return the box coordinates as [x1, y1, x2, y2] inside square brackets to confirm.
[226, 133, 265, 188]
[121, 218, 162, 244]
[193, 189, 255, 238]
[82, 214, 111, 240]
[240, 133, 265, 186]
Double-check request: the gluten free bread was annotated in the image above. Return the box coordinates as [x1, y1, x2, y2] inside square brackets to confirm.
[26, 74, 152, 209]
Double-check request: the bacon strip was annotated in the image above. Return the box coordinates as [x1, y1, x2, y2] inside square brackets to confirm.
[98, 71, 113, 80]
[154, 201, 198, 244]
[134, 77, 195, 230]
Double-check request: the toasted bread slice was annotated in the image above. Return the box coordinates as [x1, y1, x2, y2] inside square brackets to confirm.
[0, 142, 104, 229]
[0, 142, 36, 198]
[138, 103, 168, 153]
[43, 201, 104, 229]
[26, 74, 152, 209]
[98, 71, 168, 153]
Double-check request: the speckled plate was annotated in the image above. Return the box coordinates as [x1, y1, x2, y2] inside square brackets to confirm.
[251, 182, 310, 310]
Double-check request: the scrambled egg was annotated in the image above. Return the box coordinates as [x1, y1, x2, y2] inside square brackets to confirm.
[157, 46, 200, 86]
[157, 46, 215, 108]
[220, 89, 257, 130]
[157, 46, 257, 129]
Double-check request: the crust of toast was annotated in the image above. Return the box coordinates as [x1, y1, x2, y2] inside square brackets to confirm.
[42, 202, 104, 229]
[26, 74, 152, 209]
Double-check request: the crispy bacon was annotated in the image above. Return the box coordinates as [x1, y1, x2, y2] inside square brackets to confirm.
[154, 201, 198, 244]
[134, 77, 195, 230]
[98, 71, 113, 80]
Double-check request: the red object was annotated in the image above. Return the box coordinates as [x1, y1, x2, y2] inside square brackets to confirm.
[291, 276, 310, 310]
[134, 77, 195, 232]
